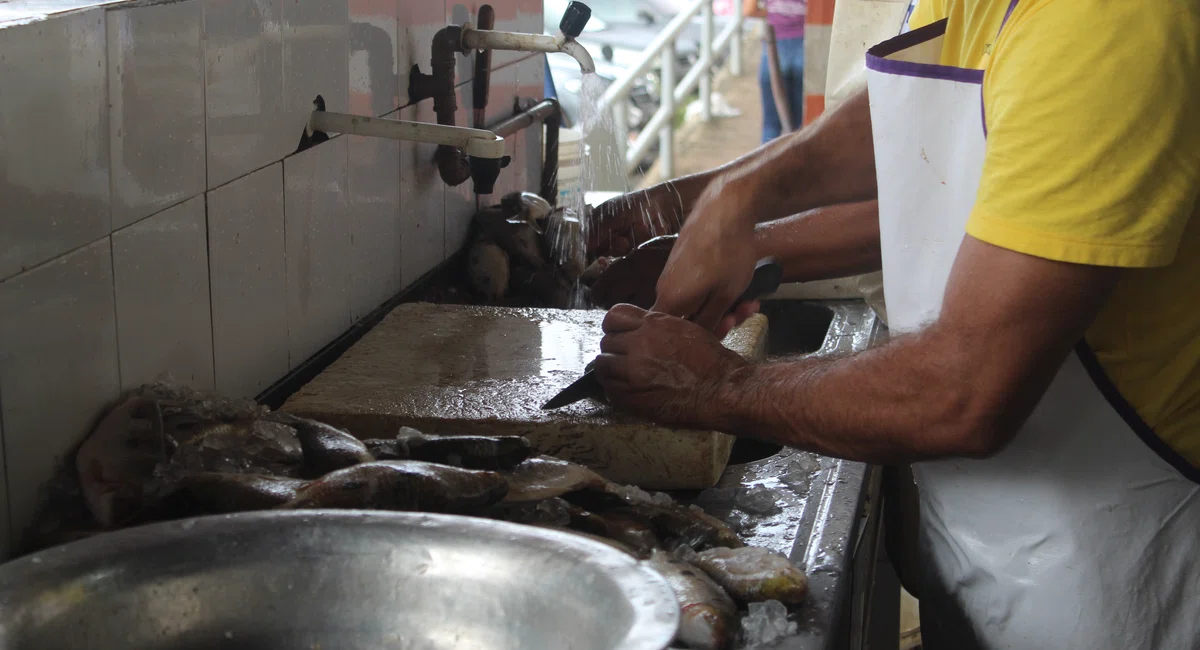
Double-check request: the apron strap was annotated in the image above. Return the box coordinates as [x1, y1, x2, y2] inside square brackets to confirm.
[1076, 341, 1200, 484]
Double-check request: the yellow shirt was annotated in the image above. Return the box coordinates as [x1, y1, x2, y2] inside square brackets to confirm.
[910, 0, 1200, 466]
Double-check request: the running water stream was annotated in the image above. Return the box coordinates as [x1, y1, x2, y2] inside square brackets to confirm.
[547, 72, 631, 308]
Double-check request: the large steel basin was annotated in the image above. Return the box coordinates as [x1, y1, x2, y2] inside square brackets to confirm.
[0, 511, 679, 650]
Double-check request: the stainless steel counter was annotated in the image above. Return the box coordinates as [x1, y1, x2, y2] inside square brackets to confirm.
[691, 300, 893, 650]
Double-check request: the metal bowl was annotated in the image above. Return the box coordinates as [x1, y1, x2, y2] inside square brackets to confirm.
[0, 511, 679, 649]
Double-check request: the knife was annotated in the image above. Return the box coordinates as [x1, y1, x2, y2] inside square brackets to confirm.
[541, 257, 784, 410]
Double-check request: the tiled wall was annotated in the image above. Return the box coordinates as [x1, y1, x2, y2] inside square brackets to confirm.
[0, 0, 545, 556]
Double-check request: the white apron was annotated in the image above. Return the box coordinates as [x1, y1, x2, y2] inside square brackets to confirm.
[864, 4, 1200, 649]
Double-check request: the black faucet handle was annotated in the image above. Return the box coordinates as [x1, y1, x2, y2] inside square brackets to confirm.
[559, 2, 591, 39]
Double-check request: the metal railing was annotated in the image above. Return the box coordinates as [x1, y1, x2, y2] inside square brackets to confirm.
[596, 0, 745, 178]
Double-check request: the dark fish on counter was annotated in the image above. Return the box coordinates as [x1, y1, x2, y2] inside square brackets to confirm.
[279, 460, 508, 512]
[363, 438, 407, 460]
[502, 456, 607, 503]
[566, 488, 743, 551]
[644, 549, 737, 650]
[466, 239, 511, 302]
[499, 191, 553, 235]
[692, 546, 808, 605]
[76, 395, 168, 527]
[527, 524, 640, 558]
[263, 412, 372, 478]
[176, 472, 309, 514]
[166, 418, 304, 477]
[397, 428, 533, 470]
[594, 510, 661, 557]
[589, 234, 677, 309]
[480, 497, 572, 528]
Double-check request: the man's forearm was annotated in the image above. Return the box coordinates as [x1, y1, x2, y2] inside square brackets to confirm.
[726, 88, 877, 225]
[664, 88, 877, 224]
[755, 200, 882, 283]
[706, 328, 1006, 465]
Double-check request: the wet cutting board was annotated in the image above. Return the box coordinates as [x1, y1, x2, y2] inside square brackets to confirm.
[282, 302, 769, 489]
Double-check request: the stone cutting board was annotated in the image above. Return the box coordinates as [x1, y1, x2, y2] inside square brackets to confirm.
[282, 302, 768, 489]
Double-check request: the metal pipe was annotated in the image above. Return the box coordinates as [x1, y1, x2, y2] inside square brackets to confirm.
[597, 0, 706, 110]
[307, 111, 506, 159]
[700, 0, 714, 121]
[485, 99, 563, 203]
[731, 0, 744, 75]
[659, 41, 676, 179]
[472, 5, 495, 130]
[489, 99, 560, 137]
[764, 24, 793, 133]
[461, 29, 596, 73]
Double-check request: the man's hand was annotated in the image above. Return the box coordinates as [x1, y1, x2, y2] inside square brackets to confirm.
[593, 305, 748, 426]
[652, 175, 761, 332]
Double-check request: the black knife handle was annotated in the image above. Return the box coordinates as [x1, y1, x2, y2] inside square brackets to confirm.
[733, 257, 783, 308]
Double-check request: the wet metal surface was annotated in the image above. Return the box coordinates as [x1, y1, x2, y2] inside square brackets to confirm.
[689, 300, 883, 649]
[0, 511, 680, 650]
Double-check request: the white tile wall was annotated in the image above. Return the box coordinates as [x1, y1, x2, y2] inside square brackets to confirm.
[107, 0, 205, 230]
[284, 138, 351, 367]
[203, 0, 287, 189]
[349, 0, 399, 118]
[445, 83, 479, 258]
[282, 0, 349, 137]
[0, 9, 109, 281]
[112, 196, 214, 391]
[348, 135, 403, 322]
[0, 414, 8, 559]
[399, 0, 445, 106]
[0, 239, 121, 539]
[399, 102, 447, 286]
[0, 0, 545, 554]
[207, 164, 289, 399]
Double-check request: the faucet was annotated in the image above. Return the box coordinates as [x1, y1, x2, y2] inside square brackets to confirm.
[301, 95, 511, 194]
[409, 2, 593, 189]
[461, 2, 595, 74]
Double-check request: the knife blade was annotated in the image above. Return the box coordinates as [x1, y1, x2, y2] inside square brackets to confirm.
[541, 257, 783, 410]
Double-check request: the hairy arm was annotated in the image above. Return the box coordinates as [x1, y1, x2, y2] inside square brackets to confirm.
[755, 200, 882, 282]
[643, 87, 877, 225]
[706, 236, 1118, 463]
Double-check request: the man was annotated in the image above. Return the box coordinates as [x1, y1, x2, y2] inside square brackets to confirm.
[587, 0, 1200, 647]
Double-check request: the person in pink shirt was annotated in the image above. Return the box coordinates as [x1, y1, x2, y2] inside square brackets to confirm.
[744, 0, 807, 141]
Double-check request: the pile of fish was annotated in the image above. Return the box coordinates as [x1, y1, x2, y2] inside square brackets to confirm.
[31, 381, 807, 650]
[463, 191, 588, 309]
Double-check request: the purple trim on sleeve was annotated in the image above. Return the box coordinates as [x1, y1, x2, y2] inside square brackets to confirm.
[865, 20, 984, 84]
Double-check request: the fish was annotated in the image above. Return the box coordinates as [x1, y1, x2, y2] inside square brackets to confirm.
[166, 418, 304, 477]
[263, 412, 373, 478]
[363, 438, 407, 460]
[500, 191, 553, 235]
[279, 460, 508, 512]
[397, 428, 533, 470]
[566, 488, 743, 551]
[527, 524, 640, 558]
[588, 235, 676, 309]
[502, 456, 607, 503]
[480, 497, 572, 527]
[692, 546, 809, 605]
[593, 511, 661, 557]
[644, 549, 737, 650]
[176, 472, 309, 514]
[477, 207, 548, 269]
[579, 256, 612, 285]
[75, 395, 168, 527]
[466, 239, 510, 302]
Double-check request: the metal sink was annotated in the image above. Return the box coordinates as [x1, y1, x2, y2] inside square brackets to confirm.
[703, 300, 889, 649]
